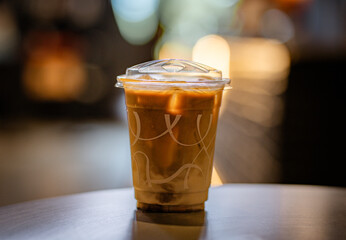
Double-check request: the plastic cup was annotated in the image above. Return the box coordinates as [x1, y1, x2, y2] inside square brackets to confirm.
[116, 59, 230, 212]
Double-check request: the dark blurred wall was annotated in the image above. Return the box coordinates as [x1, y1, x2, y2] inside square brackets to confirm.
[279, 0, 346, 187]
[281, 57, 346, 187]
[0, 0, 156, 121]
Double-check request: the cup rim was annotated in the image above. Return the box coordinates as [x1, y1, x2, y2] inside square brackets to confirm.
[115, 75, 231, 89]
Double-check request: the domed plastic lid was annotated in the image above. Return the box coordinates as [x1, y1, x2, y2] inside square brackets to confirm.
[116, 59, 230, 88]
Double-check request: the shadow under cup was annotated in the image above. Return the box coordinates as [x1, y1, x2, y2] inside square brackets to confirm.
[131, 210, 207, 240]
[124, 85, 224, 212]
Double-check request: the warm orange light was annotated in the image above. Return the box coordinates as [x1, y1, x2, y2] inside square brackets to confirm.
[192, 35, 230, 78]
[23, 48, 85, 102]
[158, 41, 192, 60]
[227, 37, 290, 81]
[23, 32, 86, 103]
[211, 166, 223, 186]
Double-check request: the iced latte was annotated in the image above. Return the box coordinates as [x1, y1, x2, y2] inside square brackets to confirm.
[116, 59, 230, 212]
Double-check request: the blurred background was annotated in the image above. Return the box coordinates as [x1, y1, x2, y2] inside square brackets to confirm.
[0, 0, 345, 206]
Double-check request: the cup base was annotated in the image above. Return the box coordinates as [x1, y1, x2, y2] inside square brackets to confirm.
[137, 202, 205, 212]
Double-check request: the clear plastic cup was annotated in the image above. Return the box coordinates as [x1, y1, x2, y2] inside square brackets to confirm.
[116, 59, 230, 212]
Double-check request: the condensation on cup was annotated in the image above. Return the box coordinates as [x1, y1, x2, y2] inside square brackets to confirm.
[116, 59, 230, 212]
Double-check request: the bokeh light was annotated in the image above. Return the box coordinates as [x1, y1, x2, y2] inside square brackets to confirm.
[192, 34, 231, 78]
[111, 0, 159, 45]
[23, 48, 86, 102]
[23, 33, 86, 102]
[227, 37, 290, 82]
[154, 0, 240, 59]
[158, 41, 192, 60]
